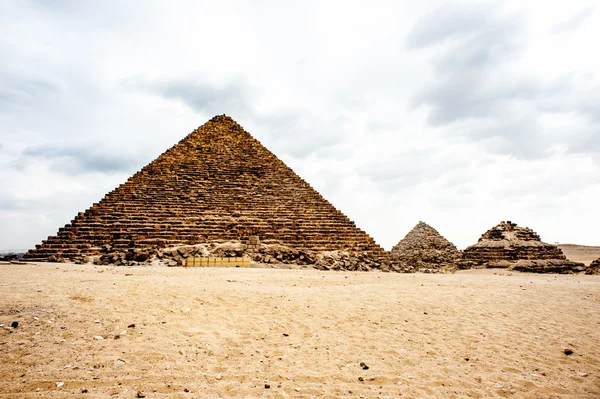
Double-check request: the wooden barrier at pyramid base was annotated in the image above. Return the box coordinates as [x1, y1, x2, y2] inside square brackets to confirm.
[183, 256, 250, 268]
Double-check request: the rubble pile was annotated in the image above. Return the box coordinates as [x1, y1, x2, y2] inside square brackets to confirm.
[586, 258, 600, 275]
[85, 240, 396, 272]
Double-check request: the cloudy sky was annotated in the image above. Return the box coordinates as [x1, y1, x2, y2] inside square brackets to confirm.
[1, 0, 599, 252]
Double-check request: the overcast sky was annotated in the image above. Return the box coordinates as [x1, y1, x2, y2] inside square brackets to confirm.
[1, 0, 599, 252]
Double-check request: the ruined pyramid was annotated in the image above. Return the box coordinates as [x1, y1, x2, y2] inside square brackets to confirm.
[587, 258, 600, 275]
[390, 221, 459, 272]
[458, 221, 584, 273]
[24, 115, 384, 263]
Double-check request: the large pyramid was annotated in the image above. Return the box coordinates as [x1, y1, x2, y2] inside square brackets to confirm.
[24, 115, 384, 263]
[458, 221, 584, 273]
[390, 221, 459, 272]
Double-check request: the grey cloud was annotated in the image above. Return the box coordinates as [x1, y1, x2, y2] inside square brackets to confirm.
[254, 112, 347, 159]
[130, 76, 345, 158]
[407, 2, 600, 161]
[408, 3, 526, 126]
[17, 144, 139, 175]
[0, 76, 62, 111]
[129, 77, 258, 119]
[553, 6, 595, 34]
[0, 196, 27, 211]
[406, 2, 499, 49]
[357, 147, 472, 192]
[412, 76, 543, 127]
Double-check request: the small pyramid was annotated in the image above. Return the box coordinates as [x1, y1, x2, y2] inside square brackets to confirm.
[587, 258, 600, 275]
[390, 221, 459, 271]
[24, 115, 384, 263]
[458, 221, 585, 273]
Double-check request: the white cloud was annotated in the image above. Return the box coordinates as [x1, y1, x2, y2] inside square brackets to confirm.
[1, 0, 599, 252]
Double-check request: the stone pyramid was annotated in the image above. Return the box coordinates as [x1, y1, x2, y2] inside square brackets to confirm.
[390, 221, 459, 272]
[587, 258, 600, 275]
[24, 115, 384, 263]
[458, 221, 584, 273]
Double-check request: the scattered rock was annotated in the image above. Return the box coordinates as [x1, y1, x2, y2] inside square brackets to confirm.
[113, 359, 125, 368]
[359, 362, 369, 370]
[93, 336, 104, 340]
[564, 348, 574, 356]
[136, 391, 145, 398]
[10, 321, 18, 328]
[56, 382, 64, 388]
[264, 383, 271, 389]
[128, 323, 136, 328]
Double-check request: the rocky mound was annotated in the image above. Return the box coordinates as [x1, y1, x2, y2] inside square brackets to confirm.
[390, 222, 459, 272]
[511, 260, 587, 274]
[586, 258, 600, 275]
[82, 240, 409, 272]
[0, 253, 24, 262]
[458, 221, 584, 273]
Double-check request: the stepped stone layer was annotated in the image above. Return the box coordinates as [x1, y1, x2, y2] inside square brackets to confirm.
[24, 115, 385, 265]
[390, 221, 459, 272]
[458, 221, 584, 273]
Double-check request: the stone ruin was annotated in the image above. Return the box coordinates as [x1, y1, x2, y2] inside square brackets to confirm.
[389, 221, 459, 273]
[587, 258, 600, 275]
[24, 115, 397, 271]
[458, 221, 586, 273]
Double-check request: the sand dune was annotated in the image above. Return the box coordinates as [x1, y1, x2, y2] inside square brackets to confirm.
[1, 263, 599, 398]
[557, 244, 600, 266]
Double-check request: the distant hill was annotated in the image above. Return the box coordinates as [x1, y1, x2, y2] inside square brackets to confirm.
[556, 244, 600, 266]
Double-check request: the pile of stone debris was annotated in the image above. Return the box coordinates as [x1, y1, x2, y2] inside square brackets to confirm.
[586, 258, 600, 275]
[84, 241, 399, 272]
[0, 253, 25, 262]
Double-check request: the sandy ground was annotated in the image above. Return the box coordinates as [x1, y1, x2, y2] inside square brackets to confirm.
[1, 264, 599, 399]
[557, 244, 600, 266]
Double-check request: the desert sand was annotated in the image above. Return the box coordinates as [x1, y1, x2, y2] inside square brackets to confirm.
[1, 263, 599, 399]
[557, 244, 600, 266]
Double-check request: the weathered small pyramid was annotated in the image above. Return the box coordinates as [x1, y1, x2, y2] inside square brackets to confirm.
[458, 221, 584, 273]
[587, 258, 600, 275]
[390, 221, 459, 272]
[24, 115, 384, 263]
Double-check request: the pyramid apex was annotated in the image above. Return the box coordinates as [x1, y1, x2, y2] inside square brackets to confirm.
[209, 114, 239, 124]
